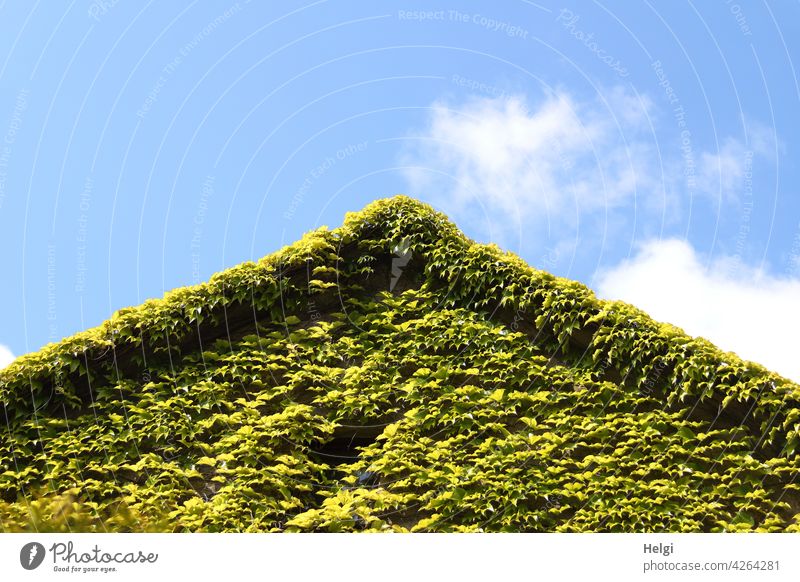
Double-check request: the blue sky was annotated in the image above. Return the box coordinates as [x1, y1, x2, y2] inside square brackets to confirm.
[0, 1, 799, 380]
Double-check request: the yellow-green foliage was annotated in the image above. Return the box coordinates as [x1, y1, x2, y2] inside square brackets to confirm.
[1, 196, 799, 532]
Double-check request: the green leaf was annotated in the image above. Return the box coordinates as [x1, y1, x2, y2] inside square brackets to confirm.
[451, 487, 466, 502]
[489, 389, 505, 402]
[731, 512, 755, 527]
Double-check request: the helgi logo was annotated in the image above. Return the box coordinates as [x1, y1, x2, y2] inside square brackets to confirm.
[20, 542, 46, 570]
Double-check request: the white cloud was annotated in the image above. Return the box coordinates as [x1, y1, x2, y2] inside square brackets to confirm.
[400, 90, 789, 381]
[695, 140, 757, 202]
[401, 88, 658, 226]
[680, 119, 776, 203]
[0, 344, 15, 369]
[596, 239, 800, 383]
[401, 90, 776, 240]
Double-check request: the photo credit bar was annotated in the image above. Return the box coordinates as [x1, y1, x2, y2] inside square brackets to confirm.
[1, 533, 798, 580]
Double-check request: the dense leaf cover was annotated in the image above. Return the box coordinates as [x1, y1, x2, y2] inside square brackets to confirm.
[1, 196, 799, 532]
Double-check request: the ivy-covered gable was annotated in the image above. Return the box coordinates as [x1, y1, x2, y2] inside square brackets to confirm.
[1, 196, 798, 532]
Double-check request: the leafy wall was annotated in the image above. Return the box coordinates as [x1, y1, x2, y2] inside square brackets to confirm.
[1, 196, 799, 532]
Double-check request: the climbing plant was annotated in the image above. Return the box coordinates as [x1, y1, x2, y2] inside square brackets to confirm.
[1, 196, 799, 532]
